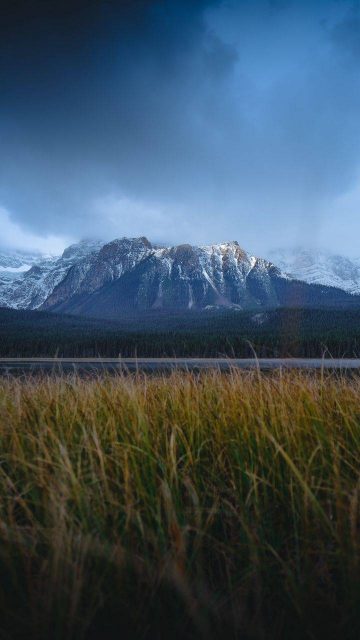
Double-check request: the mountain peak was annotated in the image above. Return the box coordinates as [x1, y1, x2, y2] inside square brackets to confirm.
[61, 239, 105, 260]
[0, 237, 358, 315]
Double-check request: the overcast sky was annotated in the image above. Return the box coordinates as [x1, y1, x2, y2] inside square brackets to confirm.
[1, 0, 360, 256]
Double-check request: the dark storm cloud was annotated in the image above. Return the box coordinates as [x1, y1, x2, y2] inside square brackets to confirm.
[1, 0, 360, 253]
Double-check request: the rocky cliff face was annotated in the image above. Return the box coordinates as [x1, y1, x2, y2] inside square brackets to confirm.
[41, 239, 284, 315]
[0, 237, 357, 317]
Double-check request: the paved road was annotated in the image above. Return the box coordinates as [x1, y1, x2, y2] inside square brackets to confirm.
[0, 357, 360, 373]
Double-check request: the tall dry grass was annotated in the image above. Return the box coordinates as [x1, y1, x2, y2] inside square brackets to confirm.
[0, 369, 359, 639]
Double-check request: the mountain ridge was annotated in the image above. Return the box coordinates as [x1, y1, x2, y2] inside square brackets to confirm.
[0, 237, 359, 318]
[267, 247, 360, 294]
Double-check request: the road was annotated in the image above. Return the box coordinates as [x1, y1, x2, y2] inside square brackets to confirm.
[0, 357, 360, 373]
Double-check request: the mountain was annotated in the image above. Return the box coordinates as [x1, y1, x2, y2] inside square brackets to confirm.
[0, 249, 46, 273]
[0, 237, 358, 318]
[0, 249, 50, 287]
[42, 239, 283, 315]
[0, 240, 104, 310]
[41, 238, 359, 317]
[267, 248, 360, 295]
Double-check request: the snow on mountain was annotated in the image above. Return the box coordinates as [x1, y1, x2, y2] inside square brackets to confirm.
[0, 249, 45, 269]
[0, 240, 104, 309]
[0, 249, 50, 281]
[267, 248, 360, 294]
[42, 238, 282, 314]
[0, 238, 358, 317]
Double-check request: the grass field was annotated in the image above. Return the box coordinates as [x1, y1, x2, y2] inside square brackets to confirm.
[0, 370, 359, 639]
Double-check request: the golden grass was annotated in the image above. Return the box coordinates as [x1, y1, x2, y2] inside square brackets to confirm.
[0, 369, 359, 639]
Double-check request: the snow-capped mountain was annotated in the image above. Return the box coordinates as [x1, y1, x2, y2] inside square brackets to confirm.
[40, 238, 358, 317]
[42, 238, 282, 314]
[0, 238, 358, 317]
[0, 240, 104, 310]
[267, 248, 360, 295]
[0, 249, 49, 278]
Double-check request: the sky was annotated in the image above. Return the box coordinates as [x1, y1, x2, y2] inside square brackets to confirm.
[1, 0, 360, 256]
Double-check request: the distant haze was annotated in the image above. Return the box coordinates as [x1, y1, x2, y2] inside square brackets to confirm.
[1, 0, 360, 256]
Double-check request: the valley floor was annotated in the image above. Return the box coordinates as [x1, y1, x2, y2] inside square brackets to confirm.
[0, 369, 359, 639]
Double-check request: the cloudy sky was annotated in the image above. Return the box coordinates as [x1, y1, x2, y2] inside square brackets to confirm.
[1, 0, 360, 256]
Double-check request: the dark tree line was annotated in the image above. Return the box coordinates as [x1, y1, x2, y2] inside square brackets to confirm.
[1, 306, 360, 358]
